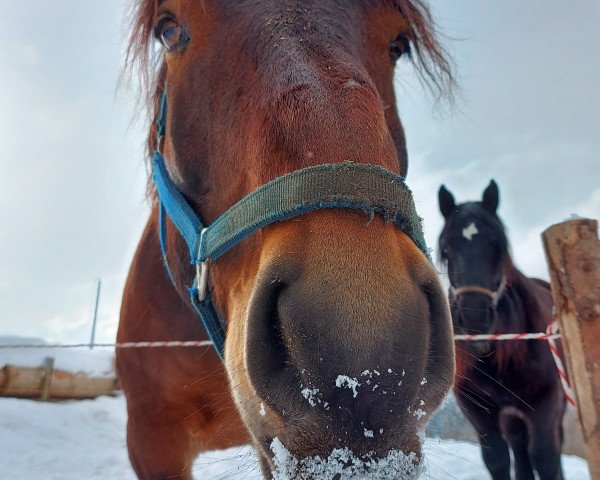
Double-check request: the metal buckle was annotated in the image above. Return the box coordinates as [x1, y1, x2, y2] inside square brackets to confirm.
[196, 261, 209, 301]
[196, 228, 209, 301]
[156, 134, 165, 154]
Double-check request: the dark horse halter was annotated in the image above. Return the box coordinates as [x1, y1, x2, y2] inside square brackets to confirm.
[152, 91, 430, 360]
[449, 276, 509, 308]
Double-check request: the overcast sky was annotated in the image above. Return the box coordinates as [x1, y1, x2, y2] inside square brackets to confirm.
[1, 1, 598, 344]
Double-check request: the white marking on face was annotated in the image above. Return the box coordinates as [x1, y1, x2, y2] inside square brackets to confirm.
[462, 222, 479, 241]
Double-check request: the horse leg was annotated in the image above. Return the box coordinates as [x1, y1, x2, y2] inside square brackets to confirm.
[122, 366, 248, 480]
[529, 424, 564, 480]
[502, 415, 534, 480]
[527, 388, 565, 480]
[456, 390, 511, 480]
[478, 430, 511, 480]
[126, 406, 197, 480]
[117, 212, 249, 479]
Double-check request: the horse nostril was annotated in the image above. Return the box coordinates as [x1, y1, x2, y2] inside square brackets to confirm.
[246, 273, 300, 412]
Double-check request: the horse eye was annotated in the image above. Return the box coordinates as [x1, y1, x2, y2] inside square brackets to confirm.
[156, 17, 189, 51]
[389, 35, 411, 63]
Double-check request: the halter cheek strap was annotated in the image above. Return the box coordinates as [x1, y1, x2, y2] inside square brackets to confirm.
[152, 91, 430, 360]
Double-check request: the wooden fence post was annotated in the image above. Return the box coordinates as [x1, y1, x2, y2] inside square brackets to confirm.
[40, 357, 55, 402]
[542, 218, 600, 477]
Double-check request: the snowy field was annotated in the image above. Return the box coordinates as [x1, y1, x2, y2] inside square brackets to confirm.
[0, 340, 590, 479]
[0, 394, 590, 480]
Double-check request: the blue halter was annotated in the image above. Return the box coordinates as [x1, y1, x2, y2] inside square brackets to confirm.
[152, 92, 429, 360]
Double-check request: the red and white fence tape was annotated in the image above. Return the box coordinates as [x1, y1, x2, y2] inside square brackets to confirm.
[0, 324, 577, 408]
[0, 341, 214, 349]
[453, 331, 560, 341]
[454, 321, 576, 408]
[544, 322, 577, 408]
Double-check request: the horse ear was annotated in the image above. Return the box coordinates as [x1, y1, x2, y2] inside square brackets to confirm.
[482, 180, 499, 214]
[438, 185, 456, 219]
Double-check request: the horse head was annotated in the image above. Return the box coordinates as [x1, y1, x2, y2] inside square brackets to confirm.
[128, 1, 454, 476]
[438, 180, 512, 354]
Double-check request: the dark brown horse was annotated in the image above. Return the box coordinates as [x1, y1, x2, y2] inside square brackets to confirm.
[117, 1, 455, 478]
[438, 181, 566, 480]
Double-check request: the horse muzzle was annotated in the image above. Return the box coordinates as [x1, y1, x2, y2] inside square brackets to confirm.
[236, 212, 454, 475]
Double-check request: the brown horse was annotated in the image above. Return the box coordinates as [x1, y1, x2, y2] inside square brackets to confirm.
[117, 1, 454, 478]
[438, 181, 566, 480]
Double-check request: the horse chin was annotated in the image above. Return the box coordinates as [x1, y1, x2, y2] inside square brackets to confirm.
[227, 364, 431, 480]
[229, 373, 428, 480]
[256, 436, 424, 480]
[471, 340, 493, 356]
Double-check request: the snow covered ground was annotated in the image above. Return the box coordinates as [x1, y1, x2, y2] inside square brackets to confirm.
[0, 395, 590, 480]
[0, 340, 591, 478]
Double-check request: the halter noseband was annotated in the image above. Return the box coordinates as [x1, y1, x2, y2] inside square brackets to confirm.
[152, 91, 429, 360]
[449, 276, 509, 308]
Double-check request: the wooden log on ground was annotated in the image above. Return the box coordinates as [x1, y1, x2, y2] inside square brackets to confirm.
[0, 364, 117, 400]
[543, 218, 600, 478]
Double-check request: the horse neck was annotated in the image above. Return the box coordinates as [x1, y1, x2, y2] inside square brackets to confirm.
[501, 262, 549, 331]
[486, 261, 553, 376]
